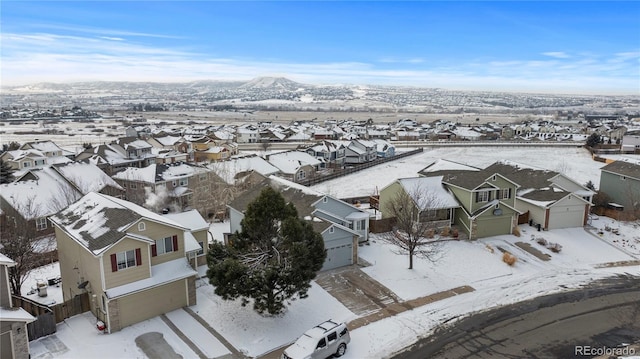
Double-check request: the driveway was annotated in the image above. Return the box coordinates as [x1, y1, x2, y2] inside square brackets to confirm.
[315, 262, 403, 317]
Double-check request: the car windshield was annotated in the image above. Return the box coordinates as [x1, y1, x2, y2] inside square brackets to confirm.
[294, 334, 317, 350]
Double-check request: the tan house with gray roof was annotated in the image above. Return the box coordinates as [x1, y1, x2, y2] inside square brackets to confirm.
[49, 192, 199, 333]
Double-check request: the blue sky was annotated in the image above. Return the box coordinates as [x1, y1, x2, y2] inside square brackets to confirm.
[2, 1, 639, 94]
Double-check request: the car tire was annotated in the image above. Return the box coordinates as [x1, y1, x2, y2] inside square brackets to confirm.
[335, 343, 347, 357]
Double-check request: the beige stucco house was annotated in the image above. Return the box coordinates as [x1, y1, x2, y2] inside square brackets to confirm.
[0, 254, 35, 359]
[49, 192, 199, 333]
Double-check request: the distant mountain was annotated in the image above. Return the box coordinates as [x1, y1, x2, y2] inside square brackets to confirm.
[239, 77, 308, 91]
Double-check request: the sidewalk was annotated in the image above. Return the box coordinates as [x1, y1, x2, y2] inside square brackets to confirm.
[256, 285, 475, 359]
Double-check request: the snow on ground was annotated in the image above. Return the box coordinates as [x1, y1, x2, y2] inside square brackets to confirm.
[191, 280, 356, 357]
[22, 220, 639, 359]
[312, 146, 604, 198]
[20, 261, 64, 306]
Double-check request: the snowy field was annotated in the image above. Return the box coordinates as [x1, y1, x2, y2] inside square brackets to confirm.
[312, 146, 614, 199]
[27, 219, 639, 359]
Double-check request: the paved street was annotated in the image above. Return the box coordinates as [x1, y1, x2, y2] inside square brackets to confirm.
[394, 276, 640, 359]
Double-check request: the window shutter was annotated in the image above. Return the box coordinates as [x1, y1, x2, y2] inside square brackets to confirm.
[135, 248, 142, 266]
[151, 244, 157, 257]
[110, 254, 118, 272]
[172, 235, 179, 251]
[475, 192, 479, 202]
[508, 188, 512, 199]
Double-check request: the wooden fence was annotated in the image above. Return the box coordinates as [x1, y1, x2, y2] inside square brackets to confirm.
[300, 148, 424, 187]
[12, 292, 91, 341]
[11, 295, 56, 341]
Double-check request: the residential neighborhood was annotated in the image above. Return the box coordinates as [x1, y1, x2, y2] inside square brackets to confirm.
[1, 88, 639, 359]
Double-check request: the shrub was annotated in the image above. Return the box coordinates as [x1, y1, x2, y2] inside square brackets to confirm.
[547, 242, 562, 253]
[502, 252, 517, 266]
[441, 227, 451, 237]
[485, 244, 495, 253]
[536, 237, 548, 246]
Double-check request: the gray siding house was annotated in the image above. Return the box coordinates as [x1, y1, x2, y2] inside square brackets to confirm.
[227, 175, 367, 271]
[599, 159, 640, 213]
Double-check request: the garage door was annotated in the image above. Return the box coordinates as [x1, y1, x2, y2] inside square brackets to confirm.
[476, 216, 512, 239]
[548, 205, 584, 229]
[117, 279, 187, 329]
[322, 243, 353, 271]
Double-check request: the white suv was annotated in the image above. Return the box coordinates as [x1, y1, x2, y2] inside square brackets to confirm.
[282, 320, 351, 359]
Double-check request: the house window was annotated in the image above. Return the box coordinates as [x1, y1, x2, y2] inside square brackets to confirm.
[297, 170, 306, 180]
[36, 217, 48, 231]
[130, 182, 137, 189]
[122, 183, 127, 188]
[491, 175, 496, 181]
[199, 173, 207, 181]
[197, 241, 204, 256]
[323, 197, 328, 203]
[179, 178, 188, 186]
[138, 222, 146, 231]
[153, 236, 178, 256]
[23, 161, 31, 168]
[499, 188, 511, 199]
[476, 191, 490, 202]
[114, 249, 138, 270]
[329, 227, 334, 233]
[356, 219, 366, 231]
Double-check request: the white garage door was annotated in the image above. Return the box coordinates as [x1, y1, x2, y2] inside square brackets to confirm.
[322, 243, 353, 271]
[548, 205, 584, 229]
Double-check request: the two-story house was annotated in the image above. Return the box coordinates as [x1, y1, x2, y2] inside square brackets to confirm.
[266, 151, 323, 183]
[1, 254, 36, 359]
[599, 159, 640, 214]
[227, 176, 368, 271]
[305, 141, 346, 169]
[49, 192, 199, 333]
[112, 162, 227, 219]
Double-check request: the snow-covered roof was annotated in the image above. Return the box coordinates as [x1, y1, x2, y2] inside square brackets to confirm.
[49, 192, 184, 255]
[24, 140, 63, 153]
[163, 209, 208, 231]
[113, 164, 157, 184]
[105, 258, 196, 299]
[267, 151, 321, 174]
[423, 159, 481, 173]
[397, 176, 460, 209]
[0, 307, 36, 322]
[0, 253, 15, 266]
[208, 156, 280, 185]
[154, 136, 183, 146]
[54, 162, 123, 193]
[0, 166, 82, 219]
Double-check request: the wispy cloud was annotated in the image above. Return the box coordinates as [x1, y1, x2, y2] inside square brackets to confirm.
[542, 51, 571, 59]
[2, 31, 638, 95]
[29, 23, 185, 39]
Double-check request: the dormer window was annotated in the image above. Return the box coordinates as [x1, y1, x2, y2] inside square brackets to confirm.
[491, 175, 496, 181]
[138, 222, 146, 231]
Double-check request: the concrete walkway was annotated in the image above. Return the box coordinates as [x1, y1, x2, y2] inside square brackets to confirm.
[257, 265, 475, 359]
[161, 308, 247, 359]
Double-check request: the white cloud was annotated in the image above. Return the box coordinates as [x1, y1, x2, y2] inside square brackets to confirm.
[542, 51, 571, 59]
[1, 31, 638, 95]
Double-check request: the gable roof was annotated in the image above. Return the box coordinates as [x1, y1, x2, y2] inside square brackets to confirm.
[397, 176, 460, 209]
[49, 192, 184, 255]
[53, 162, 123, 193]
[207, 155, 280, 184]
[228, 175, 324, 219]
[0, 166, 82, 220]
[601, 159, 640, 181]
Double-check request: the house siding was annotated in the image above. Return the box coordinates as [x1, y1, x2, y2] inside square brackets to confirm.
[321, 227, 355, 271]
[55, 227, 103, 302]
[378, 181, 404, 219]
[600, 171, 640, 209]
[129, 221, 185, 266]
[516, 199, 547, 229]
[103, 239, 151, 289]
[1, 321, 30, 359]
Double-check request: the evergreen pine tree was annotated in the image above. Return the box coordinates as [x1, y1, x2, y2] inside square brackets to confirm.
[207, 186, 326, 315]
[0, 159, 15, 184]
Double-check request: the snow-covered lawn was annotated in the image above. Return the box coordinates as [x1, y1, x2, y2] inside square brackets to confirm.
[24, 220, 639, 359]
[312, 146, 607, 199]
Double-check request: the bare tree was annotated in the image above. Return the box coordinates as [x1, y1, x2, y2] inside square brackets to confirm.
[0, 195, 54, 295]
[382, 183, 449, 269]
